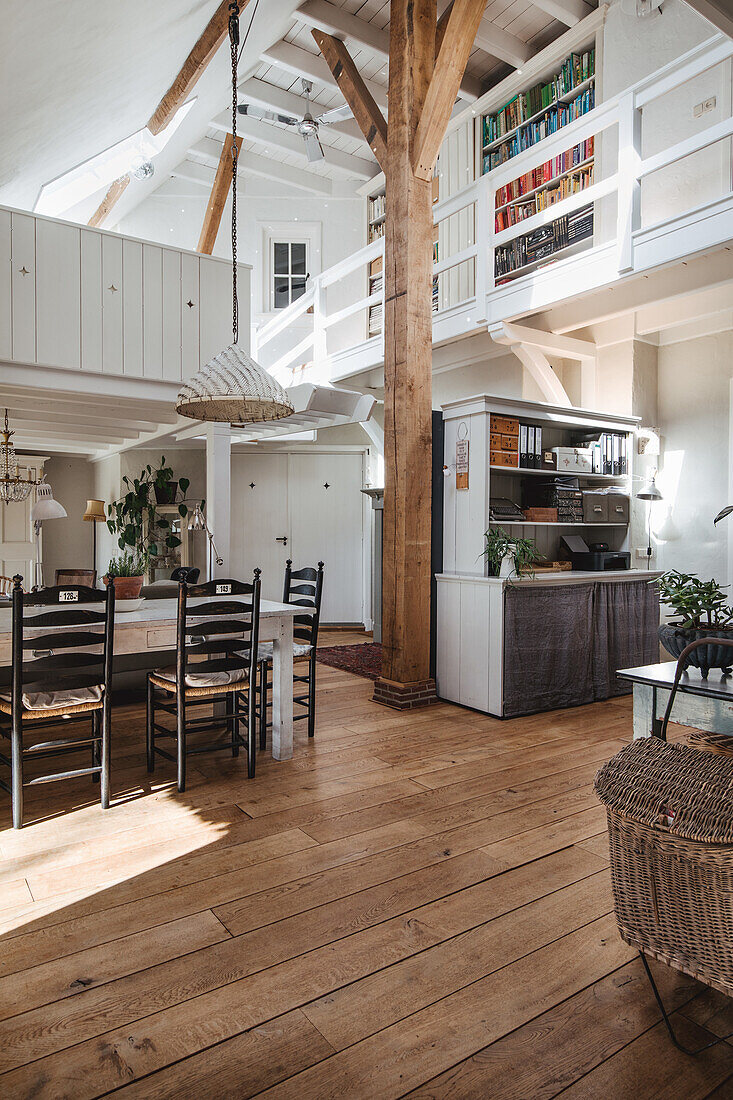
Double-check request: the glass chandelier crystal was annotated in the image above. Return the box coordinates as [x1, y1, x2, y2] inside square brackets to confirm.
[176, 1, 294, 426]
[0, 409, 39, 504]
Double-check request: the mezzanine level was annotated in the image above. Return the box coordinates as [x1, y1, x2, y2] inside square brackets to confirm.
[254, 34, 733, 392]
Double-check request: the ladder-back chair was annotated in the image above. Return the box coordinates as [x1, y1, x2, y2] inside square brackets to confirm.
[146, 572, 261, 791]
[258, 560, 324, 749]
[0, 575, 115, 828]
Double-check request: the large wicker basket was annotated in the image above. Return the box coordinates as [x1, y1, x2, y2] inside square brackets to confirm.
[595, 737, 733, 997]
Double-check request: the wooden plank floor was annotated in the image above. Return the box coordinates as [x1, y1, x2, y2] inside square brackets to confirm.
[0, 637, 731, 1098]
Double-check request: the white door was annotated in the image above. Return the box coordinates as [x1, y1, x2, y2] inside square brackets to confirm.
[0, 496, 36, 589]
[230, 453, 290, 602]
[288, 452, 364, 624]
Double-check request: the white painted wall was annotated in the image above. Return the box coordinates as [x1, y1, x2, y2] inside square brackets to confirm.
[117, 175, 366, 372]
[655, 329, 733, 585]
[42, 456, 95, 582]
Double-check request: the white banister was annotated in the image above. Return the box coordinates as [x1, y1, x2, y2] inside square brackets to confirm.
[616, 92, 642, 275]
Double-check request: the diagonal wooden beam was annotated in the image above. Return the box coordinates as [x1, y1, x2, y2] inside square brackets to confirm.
[88, 175, 130, 228]
[412, 0, 486, 180]
[311, 29, 388, 171]
[197, 132, 242, 254]
[148, 0, 251, 135]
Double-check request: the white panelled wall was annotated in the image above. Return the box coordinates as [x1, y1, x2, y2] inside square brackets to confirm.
[0, 206, 246, 380]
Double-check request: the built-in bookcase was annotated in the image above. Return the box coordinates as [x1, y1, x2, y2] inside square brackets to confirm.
[480, 49, 596, 175]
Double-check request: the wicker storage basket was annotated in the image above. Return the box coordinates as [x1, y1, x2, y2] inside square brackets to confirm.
[595, 737, 733, 997]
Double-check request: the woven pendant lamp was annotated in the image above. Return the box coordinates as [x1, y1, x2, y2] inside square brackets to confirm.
[176, 2, 294, 426]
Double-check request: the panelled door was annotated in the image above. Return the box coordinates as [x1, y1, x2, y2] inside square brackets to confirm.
[230, 451, 365, 624]
[0, 495, 36, 589]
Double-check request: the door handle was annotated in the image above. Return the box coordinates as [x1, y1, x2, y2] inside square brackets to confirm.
[275, 536, 288, 546]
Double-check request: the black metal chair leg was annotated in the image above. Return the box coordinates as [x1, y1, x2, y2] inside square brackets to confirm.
[639, 952, 733, 1054]
[146, 677, 155, 773]
[247, 687, 256, 779]
[259, 659, 268, 751]
[308, 653, 317, 738]
[100, 701, 111, 810]
[177, 698, 186, 793]
[11, 715, 23, 829]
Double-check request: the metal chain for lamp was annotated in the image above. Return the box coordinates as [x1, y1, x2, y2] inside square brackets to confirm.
[229, 0, 239, 346]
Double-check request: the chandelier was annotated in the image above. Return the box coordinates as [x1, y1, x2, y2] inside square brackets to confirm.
[176, 1, 294, 425]
[1, 409, 39, 504]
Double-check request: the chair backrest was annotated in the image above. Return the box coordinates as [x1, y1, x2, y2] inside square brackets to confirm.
[0, 575, 13, 597]
[11, 575, 114, 716]
[283, 560, 324, 649]
[176, 572, 261, 693]
[171, 566, 200, 584]
[55, 568, 97, 588]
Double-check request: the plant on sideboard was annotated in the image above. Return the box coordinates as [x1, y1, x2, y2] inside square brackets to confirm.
[483, 527, 540, 578]
[656, 569, 733, 677]
[106, 457, 191, 568]
[105, 551, 149, 600]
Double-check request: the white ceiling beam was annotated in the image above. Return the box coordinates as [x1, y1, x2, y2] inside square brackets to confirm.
[529, 0, 593, 28]
[16, 439, 101, 456]
[239, 77, 366, 144]
[634, 284, 733, 335]
[497, 321, 597, 361]
[261, 41, 389, 113]
[474, 18, 532, 69]
[210, 111, 378, 180]
[91, 418, 192, 463]
[3, 406, 154, 434]
[0, 387, 178, 424]
[183, 142, 334, 195]
[295, 0, 482, 102]
[15, 424, 132, 444]
[682, 0, 733, 39]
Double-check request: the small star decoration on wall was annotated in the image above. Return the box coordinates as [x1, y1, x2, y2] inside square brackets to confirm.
[187, 300, 195, 308]
[19, 266, 29, 276]
[249, 482, 255, 489]
[108, 284, 117, 293]
[324, 482, 330, 489]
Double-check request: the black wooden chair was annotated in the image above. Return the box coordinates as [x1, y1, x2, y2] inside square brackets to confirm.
[0, 575, 115, 828]
[257, 560, 324, 749]
[146, 572, 261, 791]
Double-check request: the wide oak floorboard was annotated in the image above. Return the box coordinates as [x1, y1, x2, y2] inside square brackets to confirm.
[0, 655, 728, 1098]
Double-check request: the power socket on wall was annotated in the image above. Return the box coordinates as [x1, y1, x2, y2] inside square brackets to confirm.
[693, 97, 717, 119]
[635, 547, 656, 561]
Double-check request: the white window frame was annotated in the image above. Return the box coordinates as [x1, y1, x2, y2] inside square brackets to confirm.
[259, 221, 322, 318]
[270, 239, 310, 311]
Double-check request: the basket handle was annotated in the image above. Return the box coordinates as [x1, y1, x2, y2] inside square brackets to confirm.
[660, 636, 733, 739]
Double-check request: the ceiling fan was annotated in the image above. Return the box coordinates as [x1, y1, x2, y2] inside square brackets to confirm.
[237, 79, 354, 163]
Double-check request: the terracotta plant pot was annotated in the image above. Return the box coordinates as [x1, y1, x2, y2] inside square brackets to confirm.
[111, 575, 144, 600]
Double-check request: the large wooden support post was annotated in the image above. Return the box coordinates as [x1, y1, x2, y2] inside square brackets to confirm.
[372, 0, 438, 711]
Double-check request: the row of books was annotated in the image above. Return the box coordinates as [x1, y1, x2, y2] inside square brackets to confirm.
[495, 138, 595, 209]
[432, 274, 439, 313]
[494, 203, 593, 279]
[368, 221, 386, 244]
[368, 302, 382, 336]
[481, 50, 595, 148]
[482, 86, 596, 174]
[495, 166, 594, 231]
[368, 193, 386, 222]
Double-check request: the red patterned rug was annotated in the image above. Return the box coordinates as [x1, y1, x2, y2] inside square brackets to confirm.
[316, 643, 383, 681]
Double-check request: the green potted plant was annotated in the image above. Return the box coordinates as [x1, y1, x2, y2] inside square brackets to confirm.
[657, 569, 733, 677]
[106, 551, 148, 601]
[106, 458, 192, 583]
[483, 527, 540, 579]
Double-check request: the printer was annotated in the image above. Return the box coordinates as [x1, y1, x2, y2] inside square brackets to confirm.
[560, 534, 631, 572]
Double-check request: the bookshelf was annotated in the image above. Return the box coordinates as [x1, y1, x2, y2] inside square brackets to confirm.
[494, 202, 594, 283]
[365, 174, 440, 339]
[494, 138, 594, 232]
[481, 50, 596, 175]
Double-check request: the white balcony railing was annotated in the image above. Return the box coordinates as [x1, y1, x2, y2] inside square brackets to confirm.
[256, 33, 733, 386]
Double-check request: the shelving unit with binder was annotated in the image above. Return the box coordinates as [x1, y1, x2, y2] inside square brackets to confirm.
[442, 395, 639, 576]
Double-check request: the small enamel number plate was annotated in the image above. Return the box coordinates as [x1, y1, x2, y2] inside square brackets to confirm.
[216, 583, 232, 595]
[59, 590, 79, 602]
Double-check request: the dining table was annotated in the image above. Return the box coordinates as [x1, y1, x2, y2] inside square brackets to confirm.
[0, 595, 310, 761]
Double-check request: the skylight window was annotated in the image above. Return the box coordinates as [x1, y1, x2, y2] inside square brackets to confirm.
[34, 99, 196, 217]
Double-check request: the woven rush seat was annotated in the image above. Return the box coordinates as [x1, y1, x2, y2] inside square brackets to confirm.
[257, 641, 312, 661]
[595, 737, 733, 997]
[0, 691, 103, 720]
[150, 667, 248, 698]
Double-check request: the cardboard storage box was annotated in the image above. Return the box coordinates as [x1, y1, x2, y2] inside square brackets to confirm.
[490, 415, 519, 436]
[491, 449, 520, 468]
[552, 446, 593, 474]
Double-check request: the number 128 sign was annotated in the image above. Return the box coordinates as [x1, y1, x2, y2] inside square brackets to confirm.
[455, 439, 469, 490]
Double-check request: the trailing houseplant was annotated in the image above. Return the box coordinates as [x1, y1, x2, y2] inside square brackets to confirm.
[106, 458, 191, 581]
[656, 569, 733, 677]
[483, 527, 541, 579]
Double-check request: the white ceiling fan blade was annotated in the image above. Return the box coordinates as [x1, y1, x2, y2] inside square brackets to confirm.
[238, 104, 301, 127]
[317, 103, 354, 126]
[303, 131, 325, 163]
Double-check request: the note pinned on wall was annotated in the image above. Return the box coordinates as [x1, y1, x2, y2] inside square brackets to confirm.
[456, 439, 469, 490]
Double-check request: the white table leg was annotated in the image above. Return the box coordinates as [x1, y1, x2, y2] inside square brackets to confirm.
[271, 614, 293, 760]
[632, 683, 654, 739]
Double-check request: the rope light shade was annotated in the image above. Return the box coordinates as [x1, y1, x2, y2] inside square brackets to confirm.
[176, 1, 295, 427]
[176, 344, 294, 423]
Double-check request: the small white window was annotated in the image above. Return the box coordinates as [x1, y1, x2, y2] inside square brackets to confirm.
[271, 240, 309, 310]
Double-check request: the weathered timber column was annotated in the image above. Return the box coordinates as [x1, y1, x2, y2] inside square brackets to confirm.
[372, 0, 438, 710]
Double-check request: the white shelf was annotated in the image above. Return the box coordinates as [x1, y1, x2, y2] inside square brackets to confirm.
[494, 235, 593, 283]
[490, 466, 628, 480]
[495, 157, 594, 215]
[494, 521, 628, 527]
[482, 75, 596, 153]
